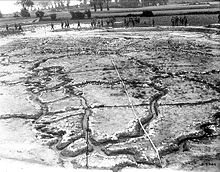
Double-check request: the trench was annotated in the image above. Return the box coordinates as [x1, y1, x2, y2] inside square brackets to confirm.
[1, 26, 220, 171]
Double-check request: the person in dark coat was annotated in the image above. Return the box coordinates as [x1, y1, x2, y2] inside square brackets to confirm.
[137, 17, 140, 24]
[51, 23, 54, 30]
[6, 24, 9, 31]
[175, 16, 179, 26]
[179, 17, 184, 25]
[132, 18, 135, 27]
[92, 18, 96, 28]
[91, 19, 94, 28]
[18, 24, 23, 31]
[77, 21, 81, 29]
[171, 17, 175, 26]
[112, 17, 116, 27]
[183, 16, 188, 26]
[87, 9, 91, 18]
[66, 20, 70, 28]
[110, 18, 114, 27]
[101, 19, 104, 27]
[106, 18, 110, 27]
[64, 21, 68, 28]
[124, 18, 127, 27]
[14, 23, 18, 30]
[61, 21, 64, 29]
[152, 19, 155, 27]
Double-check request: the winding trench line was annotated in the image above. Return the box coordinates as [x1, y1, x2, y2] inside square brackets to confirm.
[111, 59, 165, 167]
[78, 94, 107, 168]
[159, 118, 220, 158]
[149, 89, 168, 119]
[160, 98, 220, 107]
[0, 114, 37, 120]
[79, 96, 92, 168]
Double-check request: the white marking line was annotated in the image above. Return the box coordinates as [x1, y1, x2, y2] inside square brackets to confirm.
[111, 59, 162, 167]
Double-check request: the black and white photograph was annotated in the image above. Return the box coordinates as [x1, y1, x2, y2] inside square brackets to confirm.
[0, 0, 220, 172]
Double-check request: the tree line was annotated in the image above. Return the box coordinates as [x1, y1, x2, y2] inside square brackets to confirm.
[142, 0, 168, 6]
[16, 0, 110, 11]
[15, 0, 169, 12]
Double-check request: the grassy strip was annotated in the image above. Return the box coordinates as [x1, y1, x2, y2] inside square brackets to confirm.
[88, 4, 219, 14]
[92, 9, 220, 18]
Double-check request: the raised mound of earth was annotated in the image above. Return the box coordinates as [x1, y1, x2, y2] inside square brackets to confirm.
[0, 26, 220, 171]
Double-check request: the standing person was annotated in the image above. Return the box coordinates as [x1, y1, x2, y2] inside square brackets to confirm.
[87, 9, 91, 19]
[179, 16, 183, 26]
[174, 16, 176, 26]
[97, 19, 101, 27]
[134, 16, 138, 24]
[137, 17, 140, 24]
[18, 24, 23, 31]
[112, 16, 116, 27]
[132, 18, 135, 27]
[171, 17, 175, 26]
[67, 20, 70, 28]
[127, 18, 129, 27]
[101, 19, 104, 27]
[183, 16, 188, 26]
[175, 16, 179, 26]
[129, 17, 132, 27]
[6, 24, 9, 31]
[51, 23, 54, 30]
[110, 18, 114, 27]
[112, 16, 116, 23]
[93, 18, 97, 27]
[61, 21, 64, 29]
[152, 19, 155, 27]
[65, 21, 68, 28]
[14, 23, 18, 30]
[106, 18, 110, 27]
[91, 19, 94, 28]
[124, 18, 127, 27]
[77, 21, 81, 30]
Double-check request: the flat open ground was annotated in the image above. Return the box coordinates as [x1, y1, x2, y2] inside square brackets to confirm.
[0, 22, 220, 172]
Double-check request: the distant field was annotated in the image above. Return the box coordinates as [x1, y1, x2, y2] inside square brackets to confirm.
[0, 3, 219, 28]
[91, 8, 219, 18]
[140, 14, 219, 26]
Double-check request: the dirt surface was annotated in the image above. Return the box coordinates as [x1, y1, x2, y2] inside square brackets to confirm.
[0, 25, 220, 172]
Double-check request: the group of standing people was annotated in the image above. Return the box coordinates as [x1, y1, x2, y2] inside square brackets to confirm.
[5, 23, 23, 31]
[124, 17, 141, 27]
[91, 18, 102, 28]
[171, 16, 188, 26]
[61, 20, 70, 29]
[51, 20, 81, 30]
[105, 17, 116, 27]
[91, 17, 116, 28]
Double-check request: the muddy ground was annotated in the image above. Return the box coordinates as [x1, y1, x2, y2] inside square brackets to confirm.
[0, 26, 220, 171]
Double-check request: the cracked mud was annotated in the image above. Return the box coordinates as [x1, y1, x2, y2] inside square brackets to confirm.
[0, 27, 220, 171]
